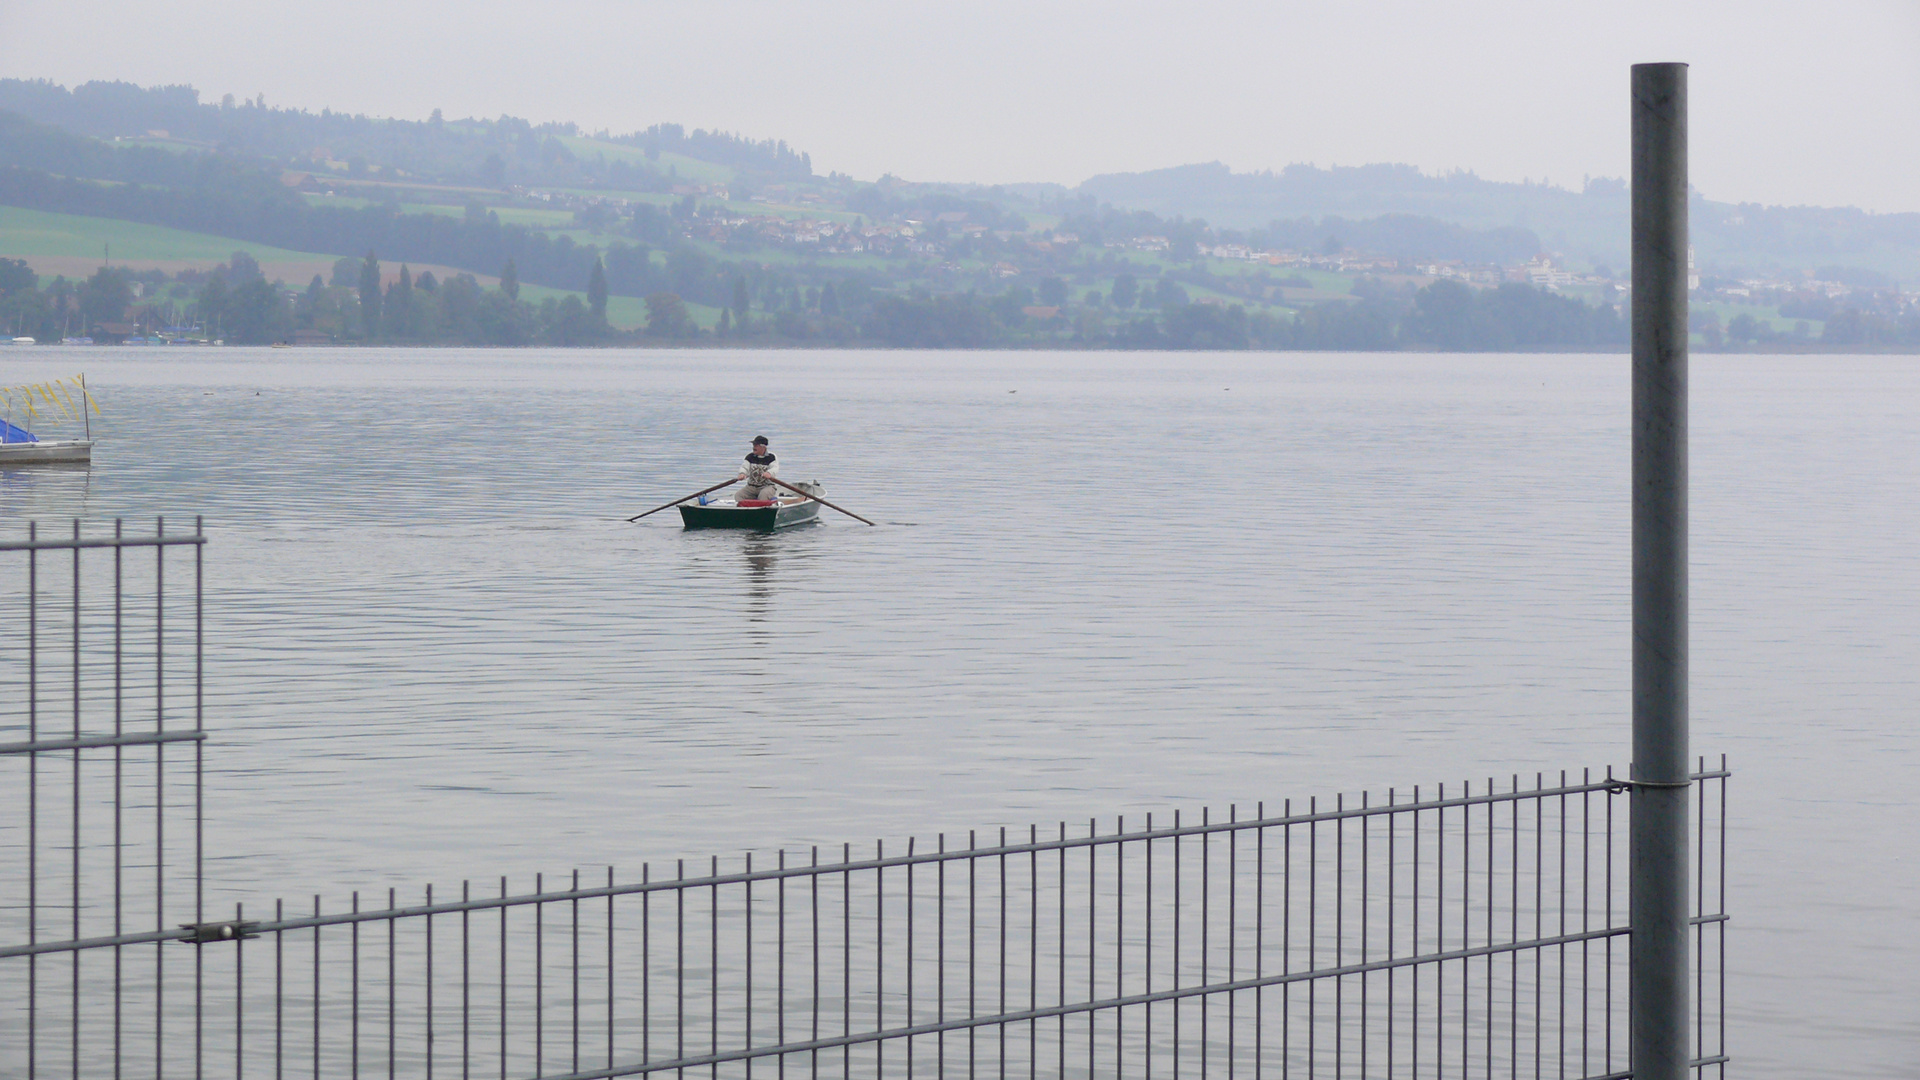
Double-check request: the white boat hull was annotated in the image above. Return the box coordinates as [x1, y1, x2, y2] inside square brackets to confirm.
[0, 440, 94, 464]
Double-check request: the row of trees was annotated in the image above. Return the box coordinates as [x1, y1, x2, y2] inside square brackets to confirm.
[38, 252, 1920, 350]
[840, 276, 1620, 349]
[2, 253, 1633, 351]
[722, 277, 1630, 351]
[0, 253, 625, 346]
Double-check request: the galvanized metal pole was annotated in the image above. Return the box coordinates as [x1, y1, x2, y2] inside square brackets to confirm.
[1630, 61, 1691, 1080]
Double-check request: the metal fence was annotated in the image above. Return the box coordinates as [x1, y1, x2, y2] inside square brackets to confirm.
[1, 520, 1729, 1078]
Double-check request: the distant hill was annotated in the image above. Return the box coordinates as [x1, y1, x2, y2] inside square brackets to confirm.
[1079, 162, 1920, 282]
[3, 77, 1915, 354]
[0, 78, 811, 192]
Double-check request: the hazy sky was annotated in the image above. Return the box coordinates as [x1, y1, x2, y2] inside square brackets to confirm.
[4, 0, 1917, 212]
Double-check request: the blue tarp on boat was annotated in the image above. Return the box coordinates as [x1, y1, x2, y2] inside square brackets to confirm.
[1, 420, 38, 443]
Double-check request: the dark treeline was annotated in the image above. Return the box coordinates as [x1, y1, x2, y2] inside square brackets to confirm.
[0, 79, 811, 190]
[3, 251, 1632, 352]
[611, 123, 811, 179]
[0, 253, 625, 346]
[859, 277, 1627, 351]
[0, 111, 232, 189]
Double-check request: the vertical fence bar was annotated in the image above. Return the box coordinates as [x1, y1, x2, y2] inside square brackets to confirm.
[1486, 782, 1496, 1080]
[353, 892, 362, 1078]
[1084, 822, 1093, 1080]
[1281, 803, 1289, 1080]
[539, 874, 547, 1076]
[155, 519, 167, 1080]
[1383, 792, 1391, 1080]
[26, 524, 36, 1080]
[1027, 826, 1035, 1080]
[194, 524, 205, 1080]
[1630, 58, 1692, 1080]
[575, 869, 583, 1077]
[276, 898, 284, 1080]
[498, 879, 508, 1080]
[1331, 797, 1340, 1080]
[842, 845, 851, 1080]
[1358, 795, 1367, 1080]
[1435, 783, 1444, 1080]
[396, 887, 403, 1080]
[460, 876, 468, 1076]
[70, 523, 82, 1080]
[610, 867, 617, 1075]
[1407, 791, 1414, 1080]
[1199, 809, 1209, 1080]
[1059, 818, 1075, 1076]
[645, 864, 654, 1074]
[1717, 761, 1727, 1075]
[313, 896, 322, 1080]
[812, 847, 821, 1080]
[113, 520, 124, 1080]
[869, 845, 878, 1080]
[1144, 817, 1152, 1080]
[903, 842, 912, 1080]
[1152, 810, 1167, 1076]
[235, 903, 246, 1080]
[1114, 821, 1123, 1080]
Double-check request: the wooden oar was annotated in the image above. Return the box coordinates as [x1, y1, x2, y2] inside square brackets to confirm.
[768, 475, 876, 526]
[627, 478, 740, 522]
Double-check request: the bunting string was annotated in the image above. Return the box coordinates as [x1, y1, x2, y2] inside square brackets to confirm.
[0, 374, 101, 427]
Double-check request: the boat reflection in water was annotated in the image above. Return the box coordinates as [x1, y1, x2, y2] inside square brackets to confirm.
[742, 533, 778, 624]
[0, 462, 93, 521]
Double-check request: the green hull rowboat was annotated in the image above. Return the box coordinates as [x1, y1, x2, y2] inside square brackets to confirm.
[678, 481, 826, 530]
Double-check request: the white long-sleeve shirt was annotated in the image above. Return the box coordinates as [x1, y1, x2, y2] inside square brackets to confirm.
[739, 452, 778, 486]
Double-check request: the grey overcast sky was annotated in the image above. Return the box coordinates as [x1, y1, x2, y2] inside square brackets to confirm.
[4, 0, 1917, 211]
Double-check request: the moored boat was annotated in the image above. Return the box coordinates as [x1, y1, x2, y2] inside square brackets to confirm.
[0, 436, 94, 464]
[1, 374, 99, 464]
[679, 481, 826, 530]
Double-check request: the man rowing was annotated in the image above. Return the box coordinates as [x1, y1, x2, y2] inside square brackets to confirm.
[734, 436, 780, 503]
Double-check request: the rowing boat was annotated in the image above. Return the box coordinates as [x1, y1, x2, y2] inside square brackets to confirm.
[679, 481, 826, 530]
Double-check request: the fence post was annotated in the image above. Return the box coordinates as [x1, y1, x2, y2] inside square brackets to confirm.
[1630, 60, 1691, 1080]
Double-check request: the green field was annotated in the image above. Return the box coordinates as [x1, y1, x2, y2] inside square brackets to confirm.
[300, 194, 579, 228]
[0, 205, 324, 264]
[554, 137, 734, 185]
[1695, 300, 1820, 336]
[0, 205, 667, 331]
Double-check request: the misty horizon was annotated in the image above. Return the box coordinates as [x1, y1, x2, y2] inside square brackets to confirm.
[8, 74, 1904, 220]
[2, 0, 1916, 213]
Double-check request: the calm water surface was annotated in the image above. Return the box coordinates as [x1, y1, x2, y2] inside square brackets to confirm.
[0, 347, 1914, 1077]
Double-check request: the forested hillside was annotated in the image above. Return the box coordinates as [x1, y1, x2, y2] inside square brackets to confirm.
[1079, 161, 1920, 283]
[3, 78, 1912, 350]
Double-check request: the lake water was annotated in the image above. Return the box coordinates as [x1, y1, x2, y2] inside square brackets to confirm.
[0, 346, 1914, 1077]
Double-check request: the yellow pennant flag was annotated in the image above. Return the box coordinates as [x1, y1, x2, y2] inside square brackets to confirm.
[0, 375, 104, 425]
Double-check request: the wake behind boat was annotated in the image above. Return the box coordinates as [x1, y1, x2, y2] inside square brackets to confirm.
[678, 480, 827, 530]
